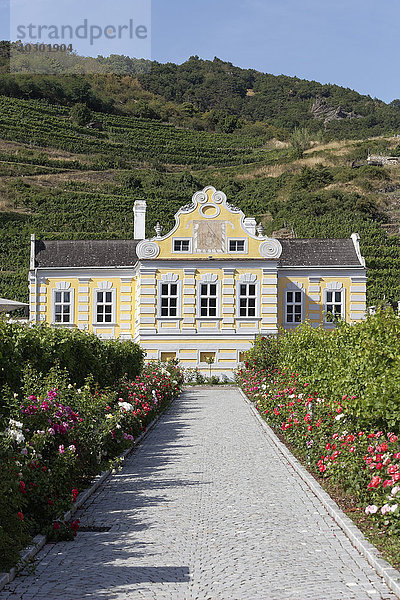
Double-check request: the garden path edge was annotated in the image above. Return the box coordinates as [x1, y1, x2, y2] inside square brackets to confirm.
[239, 387, 400, 600]
[0, 399, 175, 593]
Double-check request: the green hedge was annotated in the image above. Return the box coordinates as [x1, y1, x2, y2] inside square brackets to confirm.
[0, 321, 144, 401]
[246, 309, 400, 431]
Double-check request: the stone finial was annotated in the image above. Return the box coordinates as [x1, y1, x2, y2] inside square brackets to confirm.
[154, 222, 163, 238]
[256, 223, 264, 237]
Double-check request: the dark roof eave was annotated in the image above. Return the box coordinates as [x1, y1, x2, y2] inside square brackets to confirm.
[279, 264, 366, 269]
[35, 264, 139, 269]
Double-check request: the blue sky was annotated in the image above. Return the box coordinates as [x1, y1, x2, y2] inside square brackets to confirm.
[1, 0, 399, 102]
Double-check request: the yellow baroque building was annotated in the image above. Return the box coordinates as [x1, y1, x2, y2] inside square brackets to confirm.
[29, 186, 367, 378]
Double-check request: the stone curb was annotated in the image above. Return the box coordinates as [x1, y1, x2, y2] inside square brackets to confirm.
[239, 388, 400, 600]
[0, 398, 174, 593]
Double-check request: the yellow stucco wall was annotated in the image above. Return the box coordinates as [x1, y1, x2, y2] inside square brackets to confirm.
[43, 277, 137, 339]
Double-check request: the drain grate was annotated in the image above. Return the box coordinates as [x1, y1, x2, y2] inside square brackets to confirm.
[78, 525, 111, 532]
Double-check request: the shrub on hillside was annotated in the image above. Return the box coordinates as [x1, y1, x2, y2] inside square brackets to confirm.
[70, 102, 92, 126]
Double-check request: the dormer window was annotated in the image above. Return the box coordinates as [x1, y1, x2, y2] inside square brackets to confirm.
[173, 238, 191, 252]
[228, 239, 247, 253]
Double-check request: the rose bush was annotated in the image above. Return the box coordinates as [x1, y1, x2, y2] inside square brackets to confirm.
[0, 360, 183, 571]
[244, 309, 400, 431]
[237, 364, 400, 535]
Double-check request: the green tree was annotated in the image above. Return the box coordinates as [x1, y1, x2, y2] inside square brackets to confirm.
[70, 102, 92, 126]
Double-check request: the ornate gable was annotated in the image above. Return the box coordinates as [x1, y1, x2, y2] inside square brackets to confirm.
[136, 186, 282, 260]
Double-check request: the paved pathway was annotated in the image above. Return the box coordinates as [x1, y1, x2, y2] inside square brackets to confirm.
[2, 388, 398, 600]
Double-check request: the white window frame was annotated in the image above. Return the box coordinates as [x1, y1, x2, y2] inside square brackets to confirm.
[51, 287, 74, 325]
[237, 281, 259, 318]
[228, 238, 248, 253]
[157, 280, 181, 318]
[93, 288, 116, 325]
[323, 285, 345, 323]
[197, 280, 221, 318]
[284, 284, 304, 325]
[172, 238, 192, 253]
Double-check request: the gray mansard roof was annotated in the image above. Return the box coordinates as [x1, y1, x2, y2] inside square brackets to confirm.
[33, 237, 363, 268]
[278, 239, 361, 267]
[34, 240, 140, 268]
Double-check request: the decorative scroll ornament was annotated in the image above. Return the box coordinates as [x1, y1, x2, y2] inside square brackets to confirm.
[226, 202, 241, 213]
[180, 202, 196, 214]
[98, 281, 113, 290]
[259, 239, 282, 259]
[212, 190, 227, 204]
[136, 240, 160, 259]
[192, 190, 208, 205]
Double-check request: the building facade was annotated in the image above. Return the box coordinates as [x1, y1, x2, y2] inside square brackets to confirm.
[29, 186, 367, 377]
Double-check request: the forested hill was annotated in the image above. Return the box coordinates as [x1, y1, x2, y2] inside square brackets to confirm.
[1, 45, 400, 139]
[137, 57, 400, 138]
[1, 46, 400, 306]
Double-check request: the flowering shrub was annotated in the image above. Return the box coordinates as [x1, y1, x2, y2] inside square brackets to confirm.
[237, 365, 400, 535]
[246, 309, 400, 431]
[0, 320, 144, 405]
[0, 360, 183, 572]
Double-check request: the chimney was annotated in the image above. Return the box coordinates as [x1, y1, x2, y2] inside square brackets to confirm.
[244, 217, 256, 236]
[30, 233, 35, 270]
[133, 200, 147, 240]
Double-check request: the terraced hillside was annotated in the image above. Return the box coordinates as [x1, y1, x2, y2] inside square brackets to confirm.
[0, 96, 399, 305]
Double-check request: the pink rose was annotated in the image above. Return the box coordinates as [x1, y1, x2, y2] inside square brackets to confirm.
[365, 505, 378, 515]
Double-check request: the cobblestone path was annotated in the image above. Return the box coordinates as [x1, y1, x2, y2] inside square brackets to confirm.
[2, 388, 398, 600]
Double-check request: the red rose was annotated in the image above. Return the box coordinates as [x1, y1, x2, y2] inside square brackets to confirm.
[367, 476, 381, 489]
[388, 465, 399, 475]
[383, 479, 393, 488]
